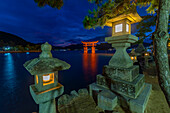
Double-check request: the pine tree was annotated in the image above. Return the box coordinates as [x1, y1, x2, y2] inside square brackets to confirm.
[34, 0, 63, 9]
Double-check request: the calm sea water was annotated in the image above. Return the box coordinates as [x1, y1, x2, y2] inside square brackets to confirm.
[0, 51, 114, 113]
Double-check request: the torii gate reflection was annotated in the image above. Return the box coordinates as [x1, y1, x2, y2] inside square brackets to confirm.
[81, 41, 99, 53]
[82, 53, 98, 81]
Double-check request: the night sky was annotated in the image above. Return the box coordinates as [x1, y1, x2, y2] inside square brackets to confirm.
[0, 0, 150, 46]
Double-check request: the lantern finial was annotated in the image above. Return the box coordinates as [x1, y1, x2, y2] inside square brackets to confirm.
[39, 42, 53, 58]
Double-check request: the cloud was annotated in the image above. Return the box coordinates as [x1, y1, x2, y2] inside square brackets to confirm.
[0, 0, 149, 46]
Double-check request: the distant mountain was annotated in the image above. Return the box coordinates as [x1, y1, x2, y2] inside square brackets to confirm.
[0, 31, 35, 47]
[66, 35, 111, 45]
[53, 43, 112, 50]
[86, 35, 110, 42]
[55, 42, 151, 50]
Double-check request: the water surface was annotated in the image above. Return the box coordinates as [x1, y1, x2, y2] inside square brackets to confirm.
[0, 51, 112, 113]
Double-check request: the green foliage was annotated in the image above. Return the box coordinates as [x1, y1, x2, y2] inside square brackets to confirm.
[136, 15, 156, 37]
[136, 0, 159, 14]
[135, 14, 170, 44]
[34, 0, 63, 9]
[83, 0, 137, 29]
[83, 0, 160, 29]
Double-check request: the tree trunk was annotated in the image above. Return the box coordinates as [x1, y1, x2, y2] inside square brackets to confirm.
[153, 0, 170, 106]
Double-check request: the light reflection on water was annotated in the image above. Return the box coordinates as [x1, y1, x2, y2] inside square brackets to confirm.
[82, 53, 98, 81]
[0, 53, 38, 113]
[3, 53, 16, 90]
[2, 53, 18, 112]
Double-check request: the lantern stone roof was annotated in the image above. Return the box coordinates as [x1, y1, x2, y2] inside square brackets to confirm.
[24, 42, 71, 75]
[105, 12, 142, 27]
[135, 43, 146, 54]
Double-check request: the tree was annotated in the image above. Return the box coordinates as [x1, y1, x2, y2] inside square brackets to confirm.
[34, 0, 64, 9]
[83, 0, 170, 106]
[152, 0, 170, 106]
[135, 14, 170, 44]
[135, 15, 156, 43]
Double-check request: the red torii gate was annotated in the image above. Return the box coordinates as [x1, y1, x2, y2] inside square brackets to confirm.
[81, 41, 99, 53]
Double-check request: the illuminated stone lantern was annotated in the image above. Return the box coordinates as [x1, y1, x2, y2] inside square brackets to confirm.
[144, 52, 150, 56]
[105, 12, 142, 67]
[89, 11, 152, 113]
[24, 42, 70, 113]
[144, 52, 150, 67]
[104, 11, 152, 112]
[129, 49, 137, 63]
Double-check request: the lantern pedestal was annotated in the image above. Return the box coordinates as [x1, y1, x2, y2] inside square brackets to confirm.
[104, 34, 149, 98]
[144, 55, 150, 68]
[105, 34, 138, 68]
[39, 99, 56, 113]
[88, 34, 151, 112]
[30, 83, 64, 113]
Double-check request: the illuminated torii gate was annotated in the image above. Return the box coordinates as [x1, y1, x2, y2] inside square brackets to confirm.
[82, 41, 98, 53]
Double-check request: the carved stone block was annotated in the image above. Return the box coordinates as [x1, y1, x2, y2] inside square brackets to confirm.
[96, 74, 108, 88]
[110, 74, 145, 99]
[103, 65, 139, 82]
[98, 90, 117, 111]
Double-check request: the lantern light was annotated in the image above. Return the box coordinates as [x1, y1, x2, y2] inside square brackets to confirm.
[42, 73, 54, 86]
[105, 12, 142, 36]
[145, 53, 149, 56]
[131, 56, 134, 60]
[126, 24, 129, 32]
[43, 75, 50, 81]
[130, 56, 137, 63]
[115, 24, 123, 32]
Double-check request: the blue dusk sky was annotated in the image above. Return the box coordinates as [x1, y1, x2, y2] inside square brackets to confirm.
[0, 0, 152, 46]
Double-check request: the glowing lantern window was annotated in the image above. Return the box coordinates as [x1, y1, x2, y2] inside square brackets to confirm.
[115, 24, 122, 32]
[126, 24, 129, 32]
[43, 73, 54, 86]
[36, 75, 38, 84]
[43, 75, 50, 81]
[130, 56, 136, 60]
[168, 42, 170, 47]
[131, 56, 134, 60]
[145, 53, 149, 56]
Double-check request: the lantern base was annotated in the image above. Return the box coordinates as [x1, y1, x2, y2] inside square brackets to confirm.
[30, 83, 64, 104]
[103, 65, 139, 82]
[89, 82, 152, 113]
[39, 99, 57, 113]
[105, 34, 138, 68]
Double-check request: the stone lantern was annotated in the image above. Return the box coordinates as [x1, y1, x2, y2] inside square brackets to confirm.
[129, 49, 138, 63]
[24, 42, 70, 113]
[144, 51, 150, 67]
[103, 11, 152, 112]
[89, 11, 152, 113]
[105, 12, 142, 68]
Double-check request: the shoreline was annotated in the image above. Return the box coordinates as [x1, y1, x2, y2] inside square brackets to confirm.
[0, 50, 41, 53]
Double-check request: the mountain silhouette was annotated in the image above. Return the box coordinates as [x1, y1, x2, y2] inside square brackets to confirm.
[0, 31, 34, 46]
